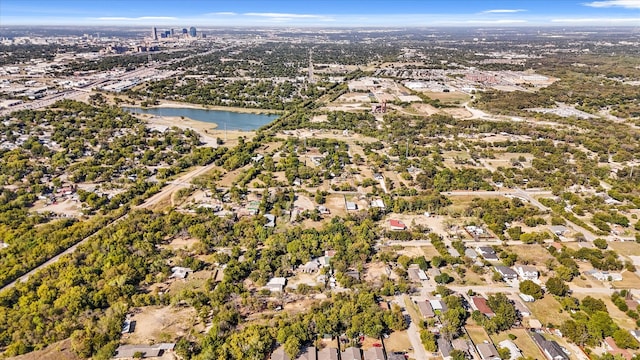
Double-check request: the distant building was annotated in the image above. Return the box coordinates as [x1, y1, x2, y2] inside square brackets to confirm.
[189, 26, 197, 37]
[182, 28, 188, 35]
[152, 26, 157, 40]
[264, 214, 276, 228]
[170, 266, 193, 279]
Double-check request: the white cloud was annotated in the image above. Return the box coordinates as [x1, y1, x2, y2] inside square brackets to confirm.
[583, 0, 640, 8]
[243, 12, 331, 19]
[96, 16, 177, 21]
[207, 12, 237, 16]
[552, 17, 640, 22]
[482, 9, 527, 13]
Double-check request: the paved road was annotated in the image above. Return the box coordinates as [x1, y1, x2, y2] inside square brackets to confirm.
[396, 294, 428, 360]
[0, 214, 128, 291]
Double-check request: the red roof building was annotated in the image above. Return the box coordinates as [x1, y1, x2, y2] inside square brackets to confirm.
[390, 219, 406, 230]
[472, 296, 495, 317]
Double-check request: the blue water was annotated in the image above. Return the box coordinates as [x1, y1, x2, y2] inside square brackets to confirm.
[123, 106, 279, 131]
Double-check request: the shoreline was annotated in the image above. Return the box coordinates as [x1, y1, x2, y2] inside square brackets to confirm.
[136, 100, 283, 115]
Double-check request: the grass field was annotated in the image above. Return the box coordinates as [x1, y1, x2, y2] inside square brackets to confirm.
[491, 329, 543, 359]
[420, 91, 471, 104]
[527, 295, 571, 327]
[610, 242, 640, 257]
[465, 324, 491, 345]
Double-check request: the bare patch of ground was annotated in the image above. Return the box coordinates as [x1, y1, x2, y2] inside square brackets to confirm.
[123, 305, 203, 345]
[10, 339, 81, 360]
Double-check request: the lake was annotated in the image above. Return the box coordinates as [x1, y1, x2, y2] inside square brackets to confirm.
[123, 106, 279, 131]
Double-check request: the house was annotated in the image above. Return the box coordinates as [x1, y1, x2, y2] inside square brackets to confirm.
[390, 219, 406, 231]
[477, 246, 499, 261]
[477, 343, 501, 360]
[407, 266, 428, 282]
[514, 265, 539, 280]
[530, 332, 569, 360]
[430, 299, 448, 312]
[251, 154, 264, 162]
[317, 347, 339, 360]
[363, 347, 385, 360]
[373, 173, 384, 181]
[448, 247, 461, 257]
[407, 268, 421, 282]
[630, 329, 640, 342]
[494, 266, 518, 280]
[465, 248, 479, 259]
[318, 206, 330, 214]
[346, 202, 358, 211]
[452, 338, 471, 356]
[272, 347, 291, 360]
[604, 337, 632, 360]
[266, 277, 287, 292]
[370, 199, 385, 209]
[115, 343, 175, 358]
[297, 346, 317, 360]
[512, 298, 531, 316]
[170, 266, 193, 279]
[437, 337, 454, 360]
[472, 296, 495, 317]
[498, 340, 522, 360]
[585, 269, 623, 281]
[416, 299, 435, 318]
[264, 214, 276, 228]
[341, 347, 362, 360]
[550, 225, 568, 236]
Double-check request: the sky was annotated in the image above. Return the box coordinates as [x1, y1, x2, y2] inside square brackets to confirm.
[1, 0, 640, 27]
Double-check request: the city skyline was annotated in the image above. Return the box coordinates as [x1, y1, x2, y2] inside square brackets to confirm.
[1, 0, 640, 27]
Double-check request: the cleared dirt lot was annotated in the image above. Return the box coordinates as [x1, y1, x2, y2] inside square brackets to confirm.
[123, 305, 203, 345]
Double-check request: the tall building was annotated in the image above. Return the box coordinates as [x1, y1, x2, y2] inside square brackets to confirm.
[182, 28, 188, 35]
[152, 27, 157, 40]
[189, 26, 197, 37]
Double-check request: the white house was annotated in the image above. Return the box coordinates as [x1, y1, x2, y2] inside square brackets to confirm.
[514, 265, 539, 281]
[266, 277, 287, 292]
[498, 340, 522, 360]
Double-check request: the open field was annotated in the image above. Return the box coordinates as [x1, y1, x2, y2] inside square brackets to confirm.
[465, 324, 491, 345]
[123, 305, 203, 345]
[527, 295, 570, 327]
[383, 331, 412, 353]
[491, 329, 543, 360]
[610, 242, 640, 257]
[10, 339, 81, 360]
[419, 91, 471, 104]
